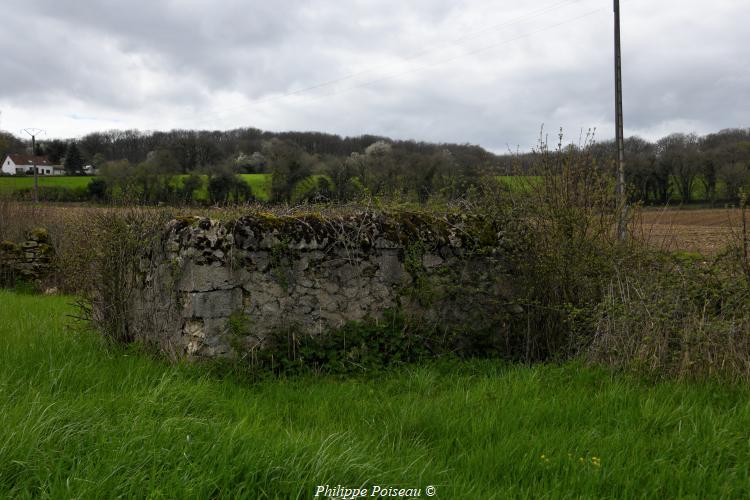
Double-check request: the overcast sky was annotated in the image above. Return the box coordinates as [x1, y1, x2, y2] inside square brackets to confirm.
[1, 0, 747, 151]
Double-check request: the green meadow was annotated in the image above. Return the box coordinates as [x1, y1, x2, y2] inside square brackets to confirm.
[185, 173, 271, 201]
[237, 173, 272, 200]
[1, 290, 749, 498]
[0, 176, 94, 194]
[0, 174, 735, 204]
[0, 174, 272, 201]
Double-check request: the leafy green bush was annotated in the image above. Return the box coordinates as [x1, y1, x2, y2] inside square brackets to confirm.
[208, 172, 254, 204]
[87, 178, 109, 201]
[253, 313, 437, 375]
[229, 310, 513, 377]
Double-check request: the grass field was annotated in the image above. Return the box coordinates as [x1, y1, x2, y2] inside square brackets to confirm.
[0, 176, 94, 194]
[238, 173, 271, 200]
[0, 174, 272, 201]
[184, 173, 271, 201]
[1, 291, 749, 498]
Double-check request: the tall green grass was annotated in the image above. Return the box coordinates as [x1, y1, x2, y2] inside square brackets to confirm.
[1, 291, 749, 498]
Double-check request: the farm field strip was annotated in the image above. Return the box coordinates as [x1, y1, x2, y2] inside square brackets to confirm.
[637, 208, 741, 255]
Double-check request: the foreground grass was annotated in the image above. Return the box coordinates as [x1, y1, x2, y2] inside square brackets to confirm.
[1, 291, 749, 498]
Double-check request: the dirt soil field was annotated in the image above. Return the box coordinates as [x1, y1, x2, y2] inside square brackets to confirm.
[637, 208, 744, 255]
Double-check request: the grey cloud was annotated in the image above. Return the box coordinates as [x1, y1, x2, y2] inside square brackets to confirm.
[0, 0, 748, 149]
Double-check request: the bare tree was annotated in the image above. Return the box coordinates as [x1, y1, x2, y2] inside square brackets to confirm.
[657, 133, 700, 203]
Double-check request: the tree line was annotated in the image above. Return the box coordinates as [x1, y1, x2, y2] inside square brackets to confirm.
[28, 128, 497, 174]
[3, 126, 750, 205]
[591, 129, 750, 204]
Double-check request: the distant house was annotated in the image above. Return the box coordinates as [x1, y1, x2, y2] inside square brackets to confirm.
[1, 154, 64, 176]
[82, 164, 99, 175]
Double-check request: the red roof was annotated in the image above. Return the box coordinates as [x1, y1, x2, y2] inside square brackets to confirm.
[7, 154, 53, 166]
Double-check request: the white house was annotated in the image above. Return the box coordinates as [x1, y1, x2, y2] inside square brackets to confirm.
[82, 164, 99, 175]
[2, 154, 64, 176]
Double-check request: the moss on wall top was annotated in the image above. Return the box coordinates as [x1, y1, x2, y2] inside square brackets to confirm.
[168, 209, 508, 254]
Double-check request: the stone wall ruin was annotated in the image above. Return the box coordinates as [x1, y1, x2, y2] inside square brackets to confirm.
[124, 211, 518, 359]
[0, 228, 55, 285]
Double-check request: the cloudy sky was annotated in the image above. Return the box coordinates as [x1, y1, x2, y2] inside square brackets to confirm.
[1, 0, 747, 151]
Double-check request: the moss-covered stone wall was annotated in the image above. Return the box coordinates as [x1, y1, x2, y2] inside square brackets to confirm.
[124, 211, 519, 359]
[0, 228, 54, 285]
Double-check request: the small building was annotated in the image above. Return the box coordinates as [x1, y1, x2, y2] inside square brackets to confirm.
[1, 154, 64, 176]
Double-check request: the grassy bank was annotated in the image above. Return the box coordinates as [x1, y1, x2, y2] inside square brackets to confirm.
[1, 291, 749, 498]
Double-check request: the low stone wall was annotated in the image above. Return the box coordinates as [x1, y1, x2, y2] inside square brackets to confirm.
[125, 211, 517, 359]
[0, 228, 55, 284]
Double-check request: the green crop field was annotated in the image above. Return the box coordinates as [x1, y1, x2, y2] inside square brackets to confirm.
[0, 176, 94, 194]
[1, 291, 749, 498]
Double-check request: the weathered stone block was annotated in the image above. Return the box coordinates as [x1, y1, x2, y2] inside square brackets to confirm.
[422, 253, 444, 269]
[178, 263, 234, 292]
[376, 252, 403, 285]
[184, 288, 242, 318]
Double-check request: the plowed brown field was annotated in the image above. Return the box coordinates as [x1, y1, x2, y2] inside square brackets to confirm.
[636, 208, 744, 255]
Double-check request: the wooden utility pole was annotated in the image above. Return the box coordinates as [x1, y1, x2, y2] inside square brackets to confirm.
[22, 128, 44, 203]
[614, 0, 627, 241]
